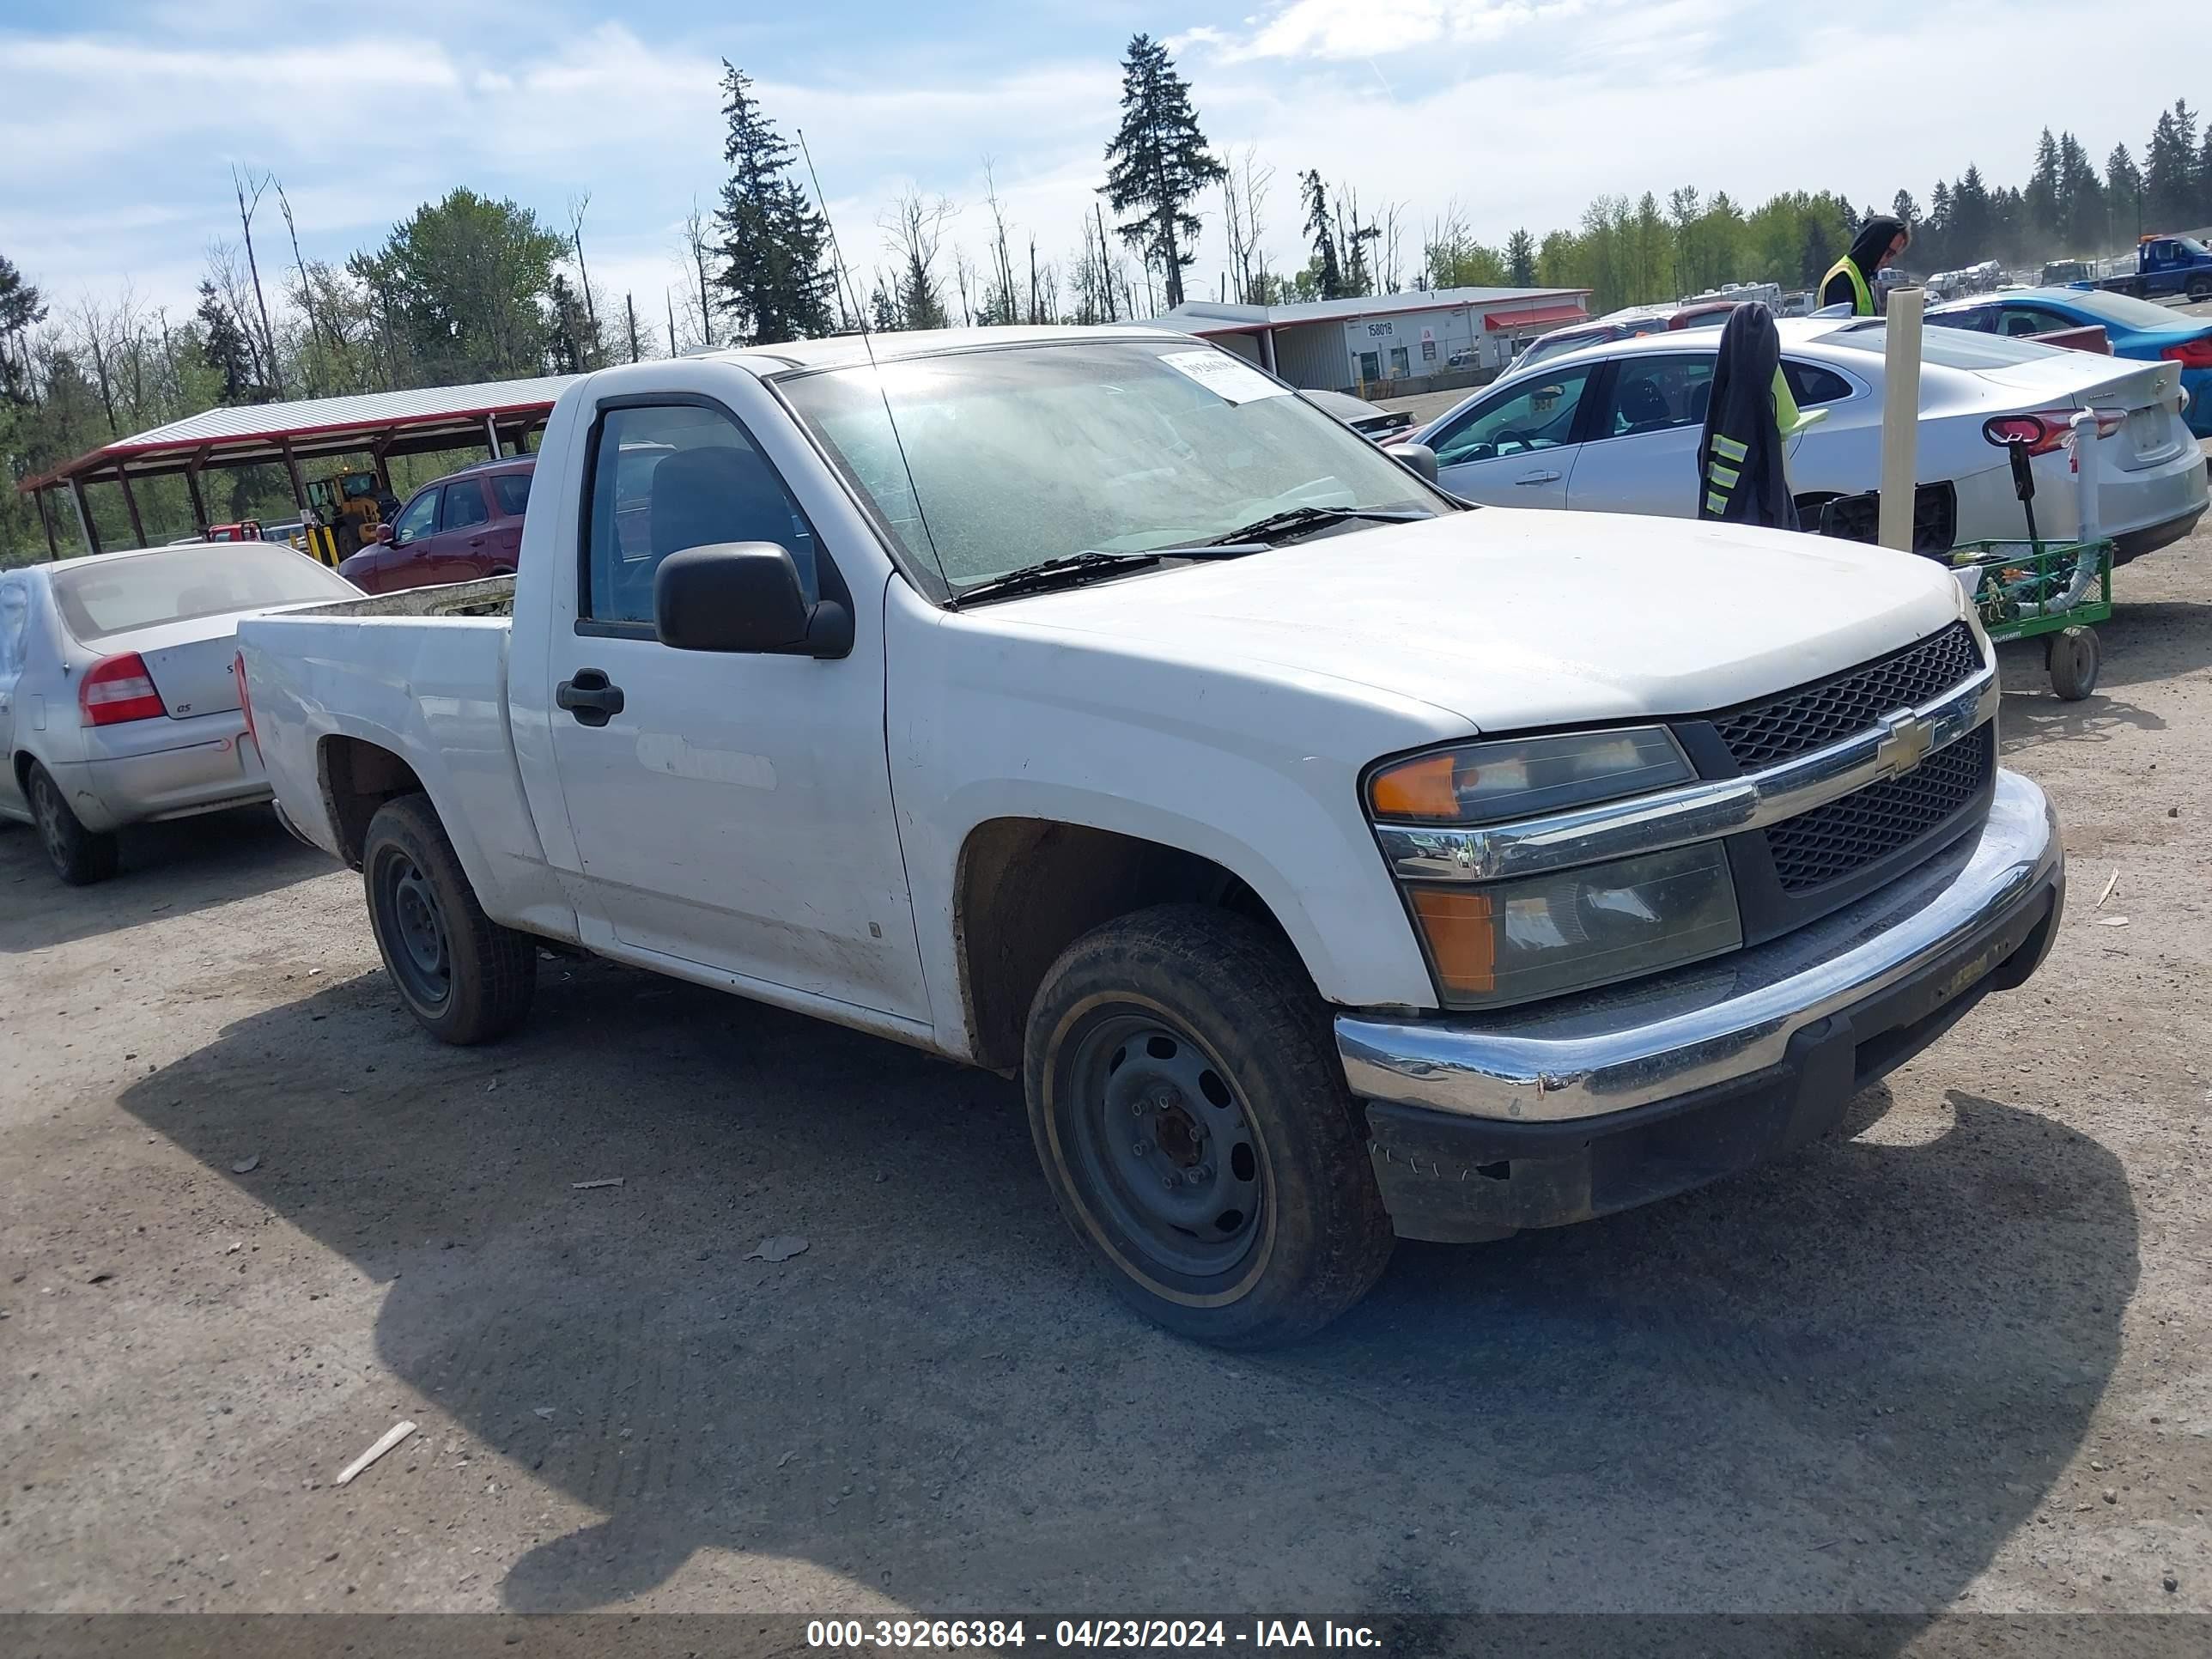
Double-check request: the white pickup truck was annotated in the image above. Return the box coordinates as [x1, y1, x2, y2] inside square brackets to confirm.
[239, 324, 2063, 1346]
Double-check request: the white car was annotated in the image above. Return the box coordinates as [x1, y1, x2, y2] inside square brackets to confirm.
[1413, 317, 2206, 561]
[0, 541, 361, 884]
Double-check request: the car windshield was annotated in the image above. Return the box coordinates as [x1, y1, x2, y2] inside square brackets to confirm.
[2051, 289, 2199, 331]
[778, 339, 1441, 592]
[52, 543, 358, 642]
[1825, 326, 2063, 370]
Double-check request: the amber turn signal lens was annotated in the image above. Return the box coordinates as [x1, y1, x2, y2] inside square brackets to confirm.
[1370, 754, 1460, 820]
[1407, 886, 1496, 995]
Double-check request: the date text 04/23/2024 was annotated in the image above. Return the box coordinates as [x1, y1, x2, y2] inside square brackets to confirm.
[805, 1620, 1382, 1650]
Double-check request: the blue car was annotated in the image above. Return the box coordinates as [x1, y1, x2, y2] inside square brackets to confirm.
[1927, 287, 2212, 436]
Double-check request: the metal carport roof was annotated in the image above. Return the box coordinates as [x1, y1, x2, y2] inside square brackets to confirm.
[17, 374, 581, 494]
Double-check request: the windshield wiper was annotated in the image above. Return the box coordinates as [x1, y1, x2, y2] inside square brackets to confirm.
[954, 544, 1265, 606]
[1203, 504, 1431, 546]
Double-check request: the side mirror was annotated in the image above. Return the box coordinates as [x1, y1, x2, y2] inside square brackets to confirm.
[374, 523, 394, 544]
[1395, 442, 1439, 484]
[653, 542, 853, 659]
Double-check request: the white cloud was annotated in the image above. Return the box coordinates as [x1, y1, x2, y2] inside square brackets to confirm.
[1176, 0, 1580, 63]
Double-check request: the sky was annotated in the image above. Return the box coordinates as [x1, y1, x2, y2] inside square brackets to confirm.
[0, 0, 2194, 341]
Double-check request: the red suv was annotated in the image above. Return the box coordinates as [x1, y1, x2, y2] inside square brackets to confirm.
[337, 458, 532, 594]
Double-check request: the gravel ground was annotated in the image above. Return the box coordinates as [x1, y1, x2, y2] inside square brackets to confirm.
[1, 506, 2207, 1627]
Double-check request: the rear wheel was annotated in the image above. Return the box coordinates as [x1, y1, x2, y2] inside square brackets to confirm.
[27, 763, 119, 886]
[2046, 625, 2100, 701]
[1024, 905, 1394, 1348]
[363, 793, 536, 1043]
[2187, 276, 2210, 303]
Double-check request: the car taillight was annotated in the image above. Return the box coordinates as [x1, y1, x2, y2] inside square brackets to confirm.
[233, 650, 258, 750]
[79, 653, 166, 726]
[1983, 407, 2125, 457]
[2161, 338, 2212, 369]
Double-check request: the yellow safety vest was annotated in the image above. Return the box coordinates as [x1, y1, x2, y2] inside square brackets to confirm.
[1820, 255, 1875, 315]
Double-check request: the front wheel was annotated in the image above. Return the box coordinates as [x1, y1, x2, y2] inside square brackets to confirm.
[362, 793, 537, 1043]
[27, 763, 119, 885]
[1024, 905, 1394, 1348]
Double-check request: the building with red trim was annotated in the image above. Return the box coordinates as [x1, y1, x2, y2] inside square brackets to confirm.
[1143, 287, 1590, 394]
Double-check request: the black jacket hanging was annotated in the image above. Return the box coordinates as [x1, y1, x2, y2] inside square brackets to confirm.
[1696, 302, 1797, 530]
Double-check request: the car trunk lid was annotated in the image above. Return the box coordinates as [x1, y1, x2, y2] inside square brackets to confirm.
[107, 600, 343, 719]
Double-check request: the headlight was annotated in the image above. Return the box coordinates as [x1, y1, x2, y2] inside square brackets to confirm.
[1369, 727, 1738, 1009]
[1369, 726, 1692, 824]
[1405, 843, 1741, 1007]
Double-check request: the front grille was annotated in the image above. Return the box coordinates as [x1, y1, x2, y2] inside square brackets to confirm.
[1766, 726, 1993, 891]
[1714, 623, 1982, 770]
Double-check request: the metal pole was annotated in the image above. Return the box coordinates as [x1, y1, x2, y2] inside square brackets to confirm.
[1877, 285, 1923, 552]
[184, 458, 209, 533]
[483, 415, 501, 459]
[117, 470, 148, 549]
[35, 487, 59, 560]
[279, 438, 308, 513]
[69, 477, 100, 555]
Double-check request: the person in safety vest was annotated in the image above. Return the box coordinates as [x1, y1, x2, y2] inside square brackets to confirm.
[1697, 302, 1826, 530]
[1820, 215, 1910, 315]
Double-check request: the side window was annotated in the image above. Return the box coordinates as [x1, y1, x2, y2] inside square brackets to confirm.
[492, 472, 532, 516]
[1781, 360, 1856, 406]
[584, 404, 820, 627]
[391, 488, 441, 546]
[0, 579, 27, 675]
[1431, 366, 1594, 465]
[441, 480, 492, 531]
[1597, 354, 1715, 440]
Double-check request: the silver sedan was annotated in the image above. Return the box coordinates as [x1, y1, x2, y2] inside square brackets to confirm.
[0, 541, 361, 884]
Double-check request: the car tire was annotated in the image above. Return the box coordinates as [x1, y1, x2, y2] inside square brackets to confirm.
[362, 793, 536, 1044]
[2187, 277, 2210, 304]
[1023, 903, 1394, 1349]
[27, 763, 120, 885]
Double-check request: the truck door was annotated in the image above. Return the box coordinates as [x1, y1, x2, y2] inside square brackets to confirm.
[543, 395, 929, 1019]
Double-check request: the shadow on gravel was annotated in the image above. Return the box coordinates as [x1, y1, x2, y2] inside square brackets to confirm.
[0, 805, 328, 952]
[119, 963, 2137, 1622]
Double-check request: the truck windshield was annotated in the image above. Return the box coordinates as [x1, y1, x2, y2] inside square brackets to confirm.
[779, 339, 1442, 593]
[52, 543, 359, 642]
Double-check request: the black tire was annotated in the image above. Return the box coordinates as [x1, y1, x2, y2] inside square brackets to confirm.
[2047, 624, 2100, 702]
[2187, 277, 2210, 304]
[27, 763, 120, 886]
[1024, 904, 1394, 1348]
[362, 793, 536, 1044]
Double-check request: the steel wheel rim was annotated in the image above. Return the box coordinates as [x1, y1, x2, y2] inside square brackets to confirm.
[1065, 1012, 1264, 1279]
[377, 851, 451, 1007]
[33, 776, 69, 869]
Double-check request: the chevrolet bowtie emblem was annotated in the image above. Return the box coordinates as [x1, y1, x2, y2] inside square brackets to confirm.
[1877, 710, 1936, 775]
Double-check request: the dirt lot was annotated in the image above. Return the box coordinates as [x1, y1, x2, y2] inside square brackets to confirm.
[2, 514, 2208, 1628]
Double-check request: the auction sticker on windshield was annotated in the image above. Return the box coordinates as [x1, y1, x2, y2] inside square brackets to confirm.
[1159, 349, 1288, 404]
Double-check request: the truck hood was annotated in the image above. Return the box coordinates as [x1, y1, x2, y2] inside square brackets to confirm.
[992, 507, 1968, 732]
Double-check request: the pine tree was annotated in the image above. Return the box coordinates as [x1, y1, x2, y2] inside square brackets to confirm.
[2145, 103, 2195, 228]
[868, 282, 902, 333]
[2026, 127, 2061, 242]
[1892, 189, 1919, 228]
[711, 62, 835, 346]
[194, 280, 255, 401]
[1101, 33, 1224, 311]
[2106, 143, 2143, 241]
[1300, 172, 1344, 300]
[0, 251, 46, 404]
[1505, 228, 1536, 286]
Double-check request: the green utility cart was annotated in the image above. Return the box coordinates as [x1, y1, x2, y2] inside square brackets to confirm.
[1948, 534, 2113, 700]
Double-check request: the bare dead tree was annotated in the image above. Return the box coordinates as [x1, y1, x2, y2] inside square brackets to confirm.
[232, 167, 283, 398]
[75, 295, 119, 434]
[981, 160, 1020, 325]
[274, 181, 330, 392]
[682, 203, 714, 349]
[569, 194, 599, 364]
[1381, 203, 1405, 295]
[952, 248, 977, 328]
[881, 191, 956, 328]
[626, 292, 640, 362]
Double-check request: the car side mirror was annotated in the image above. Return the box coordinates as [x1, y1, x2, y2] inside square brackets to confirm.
[374, 523, 394, 544]
[653, 542, 853, 659]
[1395, 442, 1439, 484]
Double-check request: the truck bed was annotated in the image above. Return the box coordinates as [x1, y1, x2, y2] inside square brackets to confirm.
[287, 574, 517, 620]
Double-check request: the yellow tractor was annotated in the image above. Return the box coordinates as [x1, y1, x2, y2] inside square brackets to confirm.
[301, 469, 392, 567]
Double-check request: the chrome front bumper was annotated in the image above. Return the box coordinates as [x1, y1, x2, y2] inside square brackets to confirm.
[1337, 769, 2061, 1125]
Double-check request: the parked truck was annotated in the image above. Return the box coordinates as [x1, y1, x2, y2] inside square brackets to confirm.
[2075, 234, 2212, 304]
[236, 325, 2064, 1346]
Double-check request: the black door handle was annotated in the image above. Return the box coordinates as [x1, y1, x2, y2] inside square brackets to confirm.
[556, 669, 624, 726]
